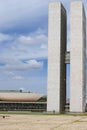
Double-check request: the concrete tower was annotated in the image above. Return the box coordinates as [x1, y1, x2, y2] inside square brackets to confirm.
[47, 2, 67, 113]
[70, 1, 86, 112]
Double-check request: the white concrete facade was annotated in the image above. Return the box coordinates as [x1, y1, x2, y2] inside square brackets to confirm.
[70, 1, 86, 112]
[47, 2, 66, 113]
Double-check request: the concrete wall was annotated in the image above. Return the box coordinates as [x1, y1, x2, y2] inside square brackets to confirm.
[47, 2, 66, 113]
[70, 1, 86, 112]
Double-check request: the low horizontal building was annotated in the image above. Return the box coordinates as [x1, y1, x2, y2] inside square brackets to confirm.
[0, 90, 47, 111]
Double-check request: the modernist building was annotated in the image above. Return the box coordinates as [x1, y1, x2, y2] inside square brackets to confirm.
[0, 90, 46, 111]
[70, 1, 86, 112]
[47, 1, 86, 113]
[47, 2, 67, 112]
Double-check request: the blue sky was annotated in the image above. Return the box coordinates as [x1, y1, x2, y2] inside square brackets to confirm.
[0, 0, 86, 97]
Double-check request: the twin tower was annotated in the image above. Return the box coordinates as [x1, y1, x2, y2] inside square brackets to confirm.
[47, 1, 86, 113]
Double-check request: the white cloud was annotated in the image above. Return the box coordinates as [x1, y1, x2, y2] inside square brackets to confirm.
[40, 44, 47, 49]
[4, 71, 15, 76]
[12, 76, 24, 80]
[3, 71, 24, 80]
[26, 60, 43, 69]
[0, 59, 43, 71]
[18, 36, 35, 45]
[0, 28, 48, 60]
[18, 32, 47, 45]
[0, 33, 13, 42]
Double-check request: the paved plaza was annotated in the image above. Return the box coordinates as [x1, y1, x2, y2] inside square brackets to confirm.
[0, 114, 87, 130]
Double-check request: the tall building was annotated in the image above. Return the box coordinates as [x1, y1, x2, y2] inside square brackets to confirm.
[47, 2, 67, 113]
[70, 1, 86, 112]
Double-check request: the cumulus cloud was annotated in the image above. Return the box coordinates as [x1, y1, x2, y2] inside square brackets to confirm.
[0, 59, 43, 71]
[0, 28, 48, 60]
[26, 60, 43, 69]
[18, 36, 35, 45]
[12, 76, 24, 80]
[40, 44, 48, 49]
[0, 33, 13, 42]
[4, 71, 15, 76]
[18, 34, 47, 46]
[3, 71, 24, 80]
